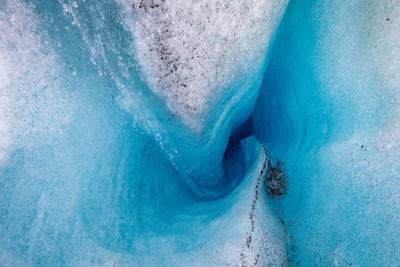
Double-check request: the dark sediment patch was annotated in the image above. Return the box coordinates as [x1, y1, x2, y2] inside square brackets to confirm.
[265, 159, 287, 198]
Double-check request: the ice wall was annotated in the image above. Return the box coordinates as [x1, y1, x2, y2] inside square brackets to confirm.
[253, 0, 400, 265]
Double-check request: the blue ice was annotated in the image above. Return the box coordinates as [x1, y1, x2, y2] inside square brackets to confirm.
[0, 0, 399, 266]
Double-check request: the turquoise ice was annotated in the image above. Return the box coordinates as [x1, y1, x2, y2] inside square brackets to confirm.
[0, 0, 399, 266]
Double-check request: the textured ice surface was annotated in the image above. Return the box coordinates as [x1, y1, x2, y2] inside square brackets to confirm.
[127, 0, 286, 130]
[1, 0, 399, 265]
[0, 1, 75, 166]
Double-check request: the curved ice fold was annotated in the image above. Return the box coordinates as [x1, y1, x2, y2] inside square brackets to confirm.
[115, 0, 288, 197]
[81, 137, 286, 266]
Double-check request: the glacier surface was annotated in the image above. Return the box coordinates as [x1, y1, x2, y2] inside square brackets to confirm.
[0, 0, 399, 266]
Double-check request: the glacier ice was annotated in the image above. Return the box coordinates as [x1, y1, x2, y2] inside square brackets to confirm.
[0, 0, 399, 266]
[0, 0, 288, 265]
[253, 0, 400, 265]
